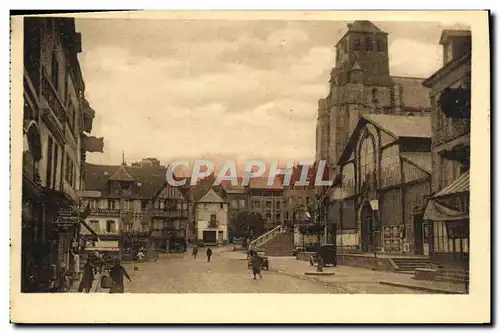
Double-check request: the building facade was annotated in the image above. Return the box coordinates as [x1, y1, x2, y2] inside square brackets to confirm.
[220, 179, 248, 242]
[247, 178, 284, 231]
[423, 30, 471, 267]
[329, 115, 432, 254]
[79, 159, 190, 259]
[193, 188, 229, 245]
[315, 20, 431, 172]
[22, 17, 102, 292]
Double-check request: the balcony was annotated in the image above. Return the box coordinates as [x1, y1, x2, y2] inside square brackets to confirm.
[435, 118, 470, 146]
[41, 68, 66, 123]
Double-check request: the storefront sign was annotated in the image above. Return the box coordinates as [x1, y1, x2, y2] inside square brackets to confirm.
[89, 208, 121, 216]
[55, 207, 80, 227]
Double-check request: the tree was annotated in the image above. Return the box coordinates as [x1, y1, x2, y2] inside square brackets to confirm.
[230, 211, 266, 242]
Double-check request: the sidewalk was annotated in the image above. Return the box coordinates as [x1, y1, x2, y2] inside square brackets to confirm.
[269, 257, 467, 294]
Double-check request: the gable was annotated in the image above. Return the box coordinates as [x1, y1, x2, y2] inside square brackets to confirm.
[157, 182, 185, 201]
[380, 130, 396, 147]
[199, 189, 224, 203]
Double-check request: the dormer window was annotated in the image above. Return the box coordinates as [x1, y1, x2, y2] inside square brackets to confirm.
[365, 37, 373, 51]
[377, 38, 384, 52]
[353, 37, 361, 51]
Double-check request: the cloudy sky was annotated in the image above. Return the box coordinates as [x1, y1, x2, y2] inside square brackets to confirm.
[76, 18, 466, 171]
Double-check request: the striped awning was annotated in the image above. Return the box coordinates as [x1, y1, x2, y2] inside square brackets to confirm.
[432, 171, 470, 199]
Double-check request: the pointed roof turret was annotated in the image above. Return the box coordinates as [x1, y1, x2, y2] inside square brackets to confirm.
[349, 60, 363, 71]
[109, 164, 135, 182]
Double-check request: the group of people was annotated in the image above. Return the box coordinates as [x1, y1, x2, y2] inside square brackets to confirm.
[191, 245, 212, 262]
[78, 258, 132, 293]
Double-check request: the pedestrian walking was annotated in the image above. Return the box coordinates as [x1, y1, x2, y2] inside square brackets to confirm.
[206, 247, 212, 263]
[251, 252, 263, 280]
[109, 259, 132, 294]
[192, 245, 198, 259]
[78, 261, 94, 293]
[136, 250, 145, 262]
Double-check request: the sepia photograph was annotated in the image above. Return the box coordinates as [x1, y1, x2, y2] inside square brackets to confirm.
[10, 10, 490, 323]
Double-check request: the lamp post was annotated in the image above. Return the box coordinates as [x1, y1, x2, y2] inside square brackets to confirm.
[369, 199, 379, 259]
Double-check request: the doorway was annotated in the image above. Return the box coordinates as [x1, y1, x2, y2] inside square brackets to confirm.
[360, 203, 373, 252]
[413, 213, 428, 255]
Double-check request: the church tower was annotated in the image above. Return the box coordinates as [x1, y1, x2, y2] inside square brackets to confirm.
[325, 21, 393, 166]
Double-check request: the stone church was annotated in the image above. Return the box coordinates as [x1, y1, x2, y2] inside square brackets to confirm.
[315, 20, 432, 168]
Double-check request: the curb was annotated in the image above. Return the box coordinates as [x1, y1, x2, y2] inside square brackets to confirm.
[379, 281, 465, 294]
[273, 269, 351, 294]
[304, 272, 336, 276]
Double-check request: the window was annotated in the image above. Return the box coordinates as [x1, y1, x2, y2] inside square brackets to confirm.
[239, 200, 245, 208]
[51, 50, 59, 90]
[220, 203, 224, 209]
[377, 38, 384, 52]
[359, 135, 377, 191]
[45, 136, 53, 188]
[106, 220, 116, 233]
[285, 211, 289, 220]
[90, 220, 99, 233]
[230, 200, 238, 209]
[365, 37, 373, 51]
[276, 201, 280, 209]
[353, 37, 361, 51]
[372, 88, 378, 101]
[160, 200, 165, 209]
[276, 213, 281, 221]
[209, 214, 217, 227]
[266, 213, 272, 220]
[52, 143, 59, 189]
[141, 200, 147, 209]
[108, 200, 116, 210]
[253, 200, 261, 208]
[266, 201, 272, 209]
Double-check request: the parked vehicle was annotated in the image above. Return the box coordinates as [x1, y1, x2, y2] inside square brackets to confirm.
[309, 244, 337, 267]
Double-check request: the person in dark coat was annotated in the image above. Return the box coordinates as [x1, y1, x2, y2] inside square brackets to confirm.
[109, 259, 132, 293]
[192, 245, 198, 259]
[78, 262, 94, 293]
[251, 253, 263, 280]
[206, 248, 212, 262]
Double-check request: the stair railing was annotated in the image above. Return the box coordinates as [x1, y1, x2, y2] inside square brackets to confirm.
[249, 224, 286, 249]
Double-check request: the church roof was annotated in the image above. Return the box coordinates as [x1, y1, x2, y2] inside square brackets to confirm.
[391, 76, 432, 110]
[347, 20, 386, 34]
[400, 152, 432, 174]
[362, 114, 432, 139]
[337, 115, 432, 166]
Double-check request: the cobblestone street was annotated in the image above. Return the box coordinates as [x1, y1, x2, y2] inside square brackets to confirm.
[117, 252, 345, 293]
[86, 250, 431, 294]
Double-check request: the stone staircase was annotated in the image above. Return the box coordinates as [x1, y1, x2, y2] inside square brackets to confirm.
[249, 224, 294, 257]
[392, 257, 431, 273]
[436, 267, 469, 283]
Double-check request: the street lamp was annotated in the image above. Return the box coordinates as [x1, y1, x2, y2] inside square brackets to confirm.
[369, 199, 379, 259]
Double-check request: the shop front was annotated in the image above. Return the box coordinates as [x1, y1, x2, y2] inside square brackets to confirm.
[424, 172, 469, 267]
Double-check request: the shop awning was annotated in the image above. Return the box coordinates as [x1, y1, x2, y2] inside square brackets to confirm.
[423, 199, 468, 221]
[432, 171, 470, 199]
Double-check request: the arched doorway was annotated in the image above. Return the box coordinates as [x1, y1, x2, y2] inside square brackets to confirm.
[360, 202, 373, 252]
